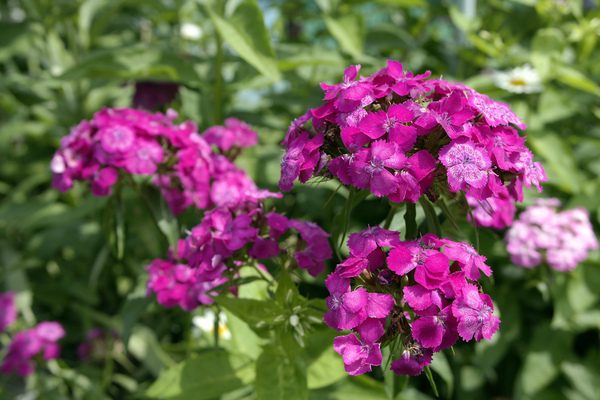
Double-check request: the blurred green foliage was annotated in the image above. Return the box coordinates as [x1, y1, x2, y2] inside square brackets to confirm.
[1, 0, 599, 399]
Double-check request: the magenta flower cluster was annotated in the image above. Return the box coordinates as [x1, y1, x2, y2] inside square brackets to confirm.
[1, 322, 65, 376]
[146, 208, 333, 311]
[279, 61, 547, 205]
[505, 199, 598, 271]
[50, 108, 276, 215]
[326, 226, 500, 376]
[0, 291, 17, 333]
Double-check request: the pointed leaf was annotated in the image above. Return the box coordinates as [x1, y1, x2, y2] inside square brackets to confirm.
[146, 350, 254, 399]
[206, 1, 280, 82]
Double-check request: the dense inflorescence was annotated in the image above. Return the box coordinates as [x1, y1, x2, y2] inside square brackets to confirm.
[279, 61, 547, 206]
[326, 226, 500, 376]
[505, 199, 598, 271]
[1, 322, 65, 376]
[51, 110, 334, 310]
[50, 108, 278, 215]
[146, 209, 333, 311]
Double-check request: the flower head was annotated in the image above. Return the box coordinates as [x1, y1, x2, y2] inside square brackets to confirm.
[493, 64, 544, 94]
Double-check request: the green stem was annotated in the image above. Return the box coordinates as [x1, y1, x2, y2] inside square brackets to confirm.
[102, 334, 115, 390]
[404, 203, 417, 240]
[213, 305, 222, 350]
[128, 178, 170, 246]
[383, 202, 400, 230]
[419, 197, 442, 238]
[212, 0, 225, 125]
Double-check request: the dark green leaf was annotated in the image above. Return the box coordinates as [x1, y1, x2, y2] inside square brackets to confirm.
[528, 132, 583, 194]
[59, 45, 203, 83]
[121, 276, 152, 347]
[206, 1, 280, 82]
[323, 14, 365, 58]
[256, 345, 308, 400]
[146, 350, 254, 399]
[215, 296, 282, 337]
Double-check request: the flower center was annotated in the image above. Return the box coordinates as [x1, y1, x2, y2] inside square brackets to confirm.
[365, 156, 385, 176]
[330, 294, 344, 310]
[477, 305, 492, 324]
[413, 249, 428, 265]
[509, 78, 527, 86]
[382, 116, 398, 132]
[138, 148, 150, 160]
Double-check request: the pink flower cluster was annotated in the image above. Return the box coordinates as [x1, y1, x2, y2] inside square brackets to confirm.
[1, 322, 65, 376]
[51, 108, 276, 215]
[147, 211, 332, 311]
[280, 61, 547, 206]
[146, 239, 229, 310]
[505, 199, 598, 271]
[326, 226, 500, 376]
[0, 291, 17, 333]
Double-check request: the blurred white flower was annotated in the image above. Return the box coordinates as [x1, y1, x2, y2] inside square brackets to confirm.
[192, 309, 231, 340]
[493, 64, 544, 94]
[180, 23, 203, 40]
[10, 7, 26, 22]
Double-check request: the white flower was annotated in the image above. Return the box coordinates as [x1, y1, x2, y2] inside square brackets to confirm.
[192, 309, 231, 340]
[180, 23, 203, 40]
[493, 64, 544, 94]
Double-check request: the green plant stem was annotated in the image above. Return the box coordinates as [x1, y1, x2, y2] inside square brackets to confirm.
[102, 334, 115, 390]
[383, 202, 400, 230]
[404, 202, 417, 240]
[128, 178, 170, 246]
[419, 197, 442, 238]
[212, 0, 225, 126]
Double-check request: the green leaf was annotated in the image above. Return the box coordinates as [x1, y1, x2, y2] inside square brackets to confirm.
[206, 0, 280, 82]
[537, 88, 578, 124]
[430, 351, 453, 398]
[551, 266, 598, 331]
[301, 329, 346, 389]
[128, 325, 175, 377]
[419, 197, 442, 238]
[309, 375, 388, 400]
[256, 345, 308, 400]
[323, 14, 365, 58]
[423, 366, 439, 397]
[561, 361, 600, 400]
[514, 324, 572, 397]
[306, 344, 346, 389]
[215, 296, 282, 337]
[121, 276, 152, 347]
[223, 309, 264, 360]
[59, 45, 203, 83]
[531, 28, 565, 79]
[78, 0, 114, 49]
[237, 265, 275, 301]
[374, 0, 426, 5]
[157, 199, 180, 253]
[528, 132, 583, 194]
[556, 65, 600, 96]
[277, 44, 346, 71]
[448, 5, 481, 32]
[146, 350, 255, 399]
[0, 22, 30, 61]
[276, 268, 299, 307]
